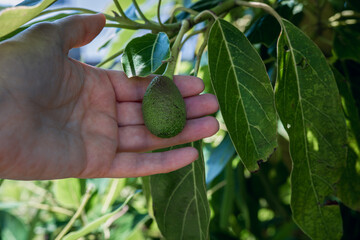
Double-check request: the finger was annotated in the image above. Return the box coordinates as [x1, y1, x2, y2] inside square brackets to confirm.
[117, 94, 219, 126]
[118, 116, 219, 152]
[106, 147, 198, 178]
[56, 13, 106, 51]
[106, 71, 205, 101]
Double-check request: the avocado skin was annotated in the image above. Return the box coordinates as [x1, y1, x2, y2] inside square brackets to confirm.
[142, 76, 186, 138]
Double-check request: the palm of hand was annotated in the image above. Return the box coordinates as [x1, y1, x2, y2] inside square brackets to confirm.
[0, 14, 219, 180]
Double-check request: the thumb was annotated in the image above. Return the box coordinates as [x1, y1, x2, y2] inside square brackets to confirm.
[56, 13, 106, 52]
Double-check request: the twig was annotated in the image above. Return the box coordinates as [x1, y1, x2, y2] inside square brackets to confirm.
[157, 0, 164, 27]
[132, 0, 151, 23]
[113, 0, 131, 22]
[194, 22, 212, 76]
[180, 27, 207, 49]
[55, 185, 94, 240]
[163, 20, 190, 79]
[169, 6, 199, 23]
[27, 202, 74, 216]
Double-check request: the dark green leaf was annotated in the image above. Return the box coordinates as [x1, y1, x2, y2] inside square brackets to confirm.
[208, 19, 278, 172]
[338, 148, 360, 211]
[275, 19, 347, 239]
[333, 25, 360, 63]
[220, 162, 235, 230]
[0, 0, 56, 37]
[150, 141, 210, 240]
[0, 210, 28, 240]
[333, 67, 360, 210]
[206, 134, 235, 184]
[122, 32, 170, 77]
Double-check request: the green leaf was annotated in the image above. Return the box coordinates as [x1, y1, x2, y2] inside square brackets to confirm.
[275, 19, 347, 239]
[0, 210, 28, 240]
[334, 67, 360, 210]
[53, 178, 82, 209]
[338, 148, 360, 211]
[206, 133, 235, 184]
[63, 191, 138, 240]
[150, 141, 210, 240]
[122, 32, 170, 77]
[0, 0, 56, 38]
[101, 178, 126, 213]
[208, 19, 278, 172]
[333, 25, 360, 63]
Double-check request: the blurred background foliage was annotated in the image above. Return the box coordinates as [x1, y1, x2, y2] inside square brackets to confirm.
[0, 0, 360, 239]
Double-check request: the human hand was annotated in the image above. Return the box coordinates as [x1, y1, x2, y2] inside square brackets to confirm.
[0, 14, 219, 180]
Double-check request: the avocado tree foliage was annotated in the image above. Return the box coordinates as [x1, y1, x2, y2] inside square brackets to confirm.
[0, 0, 360, 239]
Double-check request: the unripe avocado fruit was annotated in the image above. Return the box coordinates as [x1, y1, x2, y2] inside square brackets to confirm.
[142, 75, 186, 138]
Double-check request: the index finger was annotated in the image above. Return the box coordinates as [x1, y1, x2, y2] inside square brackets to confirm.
[105, 70, 205, 102]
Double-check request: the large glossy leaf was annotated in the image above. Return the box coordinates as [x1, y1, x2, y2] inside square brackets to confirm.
[0, 0, 56, 37]
[122, 32, 170, 77]
[150, 141, 210, 240]
[275, 19, 347, 239]
[208, 19, 277, 172]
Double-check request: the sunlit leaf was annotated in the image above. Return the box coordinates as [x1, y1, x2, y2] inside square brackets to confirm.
[53, 178, 82, 209]
[122, 32, 170, 77]
[150, 141, 210, 240]
[0, 0, 56, 37]
[63, 191, 138, 240]
[275, 19, 347, 240]
[208, 19, 278, 172]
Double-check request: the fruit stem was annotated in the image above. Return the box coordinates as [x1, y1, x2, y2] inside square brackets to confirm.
[163, 20, 190, 80]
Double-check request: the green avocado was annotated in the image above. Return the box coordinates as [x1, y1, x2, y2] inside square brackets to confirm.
[142, 75, 186, 138]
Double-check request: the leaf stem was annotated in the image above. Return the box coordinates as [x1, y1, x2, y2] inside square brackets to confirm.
[163, 20, 190, 79]
[194, 22, 212, 76]
[132, 0, 151, 23]
[27, 202, 74, 216]
[113, 0, 132, 22]
[180, 27, 207, 49]
[55, 185, 94, 240]
[169, 6, 199, 23]
[157, 0, 164, 27]
[235, 1, 284, 29]
[38, 7, 116, 21]
[194, 10, 218, 23]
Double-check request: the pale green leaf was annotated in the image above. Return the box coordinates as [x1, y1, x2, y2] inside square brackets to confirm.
[122, 32, 170, 77]
[208, 19, 278, 172]
[63, 191, 137, 240]
[0, 0, 56, 37]
[53, 178, 82, 209]
[101, 178, 126, 213]
[150, 141, 210, 240]
[275, 19, 347, 240]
